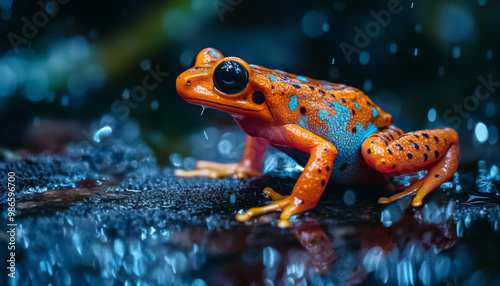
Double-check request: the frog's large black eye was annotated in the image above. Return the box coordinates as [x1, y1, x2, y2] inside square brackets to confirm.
[213, 60, 248, 94]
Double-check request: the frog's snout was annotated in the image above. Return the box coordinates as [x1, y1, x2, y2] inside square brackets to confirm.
[176, 72, 192, 98]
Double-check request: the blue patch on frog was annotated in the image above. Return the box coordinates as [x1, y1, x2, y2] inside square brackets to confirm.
[314, 101, 378, 183]
[373, 107, 378, 118]
[298, 115, 309, 130]
[354, 101, 361, 109]
[266, 73, 277, 82]
[289, 95, 298, 111]
[296, 76, 308, 82]
[318, 110, 328, 120]
[204, 69, 210, 72]
[209, 50, 219, 57]
[324, 85, 332, 90]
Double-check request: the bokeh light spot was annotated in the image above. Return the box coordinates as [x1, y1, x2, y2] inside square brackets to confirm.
[436, 5, 475, 44]
[475, 122, 488, 143]
[359, 51, 370, 65]
[301, 11, 328, 38]
[428, 108, 437, 122]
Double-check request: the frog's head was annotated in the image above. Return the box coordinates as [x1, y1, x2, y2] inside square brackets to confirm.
[176, 48, 273, 122]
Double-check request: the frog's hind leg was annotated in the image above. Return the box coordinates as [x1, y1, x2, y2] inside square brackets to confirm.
[361, 127, 459, 207]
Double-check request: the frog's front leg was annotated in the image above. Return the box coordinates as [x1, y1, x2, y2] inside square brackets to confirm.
[175, 136, 266, 179]
[236, 124, 337, 228]
[361, 127, 459, 206]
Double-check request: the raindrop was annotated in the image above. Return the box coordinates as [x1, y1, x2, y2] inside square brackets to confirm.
[230, 194, 236, 204]
[478, 0, 487, 6]
[414, 48, 418, 56]
[93, 126, 113, 143]
[427, 108, 437, 122]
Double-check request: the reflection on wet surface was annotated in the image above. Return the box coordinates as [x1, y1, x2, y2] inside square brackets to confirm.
[1, 124, 500, 286]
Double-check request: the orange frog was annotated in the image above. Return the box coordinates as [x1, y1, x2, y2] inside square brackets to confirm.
[175, 48, 460, 227]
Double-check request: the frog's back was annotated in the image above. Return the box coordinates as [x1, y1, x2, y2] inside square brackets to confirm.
[252, 66, 393, 183]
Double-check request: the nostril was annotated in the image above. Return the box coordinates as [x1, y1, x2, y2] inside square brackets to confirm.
[187, 80, 191, 86]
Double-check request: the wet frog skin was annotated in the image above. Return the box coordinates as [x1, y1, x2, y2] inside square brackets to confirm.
[175, 48, 460, 228]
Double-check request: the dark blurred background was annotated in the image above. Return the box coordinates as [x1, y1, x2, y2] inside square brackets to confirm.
[0, 0, 498, 164]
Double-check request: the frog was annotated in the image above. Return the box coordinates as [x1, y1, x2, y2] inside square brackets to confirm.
[175, 48, 460, 228]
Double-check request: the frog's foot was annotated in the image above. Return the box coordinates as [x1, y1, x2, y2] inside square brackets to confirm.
[175, 160, 261, 179]
[362, 127, 459, 207]
[236, 188, 307, 228]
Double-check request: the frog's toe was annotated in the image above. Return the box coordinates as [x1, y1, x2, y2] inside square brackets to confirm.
[378, 197, 391, 204]
[236, 194, 307, 228]
[377, 179, 424, 205]
[174, 169, 223, 178]
[263, 187, 289, 201]
[235, 199, 286, 222]
[175, 160, 261, 179]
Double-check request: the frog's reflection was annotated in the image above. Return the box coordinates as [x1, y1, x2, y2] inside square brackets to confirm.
[171, 208, 458, 285]
[288, 209, 458, 284]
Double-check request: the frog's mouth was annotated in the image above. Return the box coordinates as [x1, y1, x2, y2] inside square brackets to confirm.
[183, 97, 262, 113]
